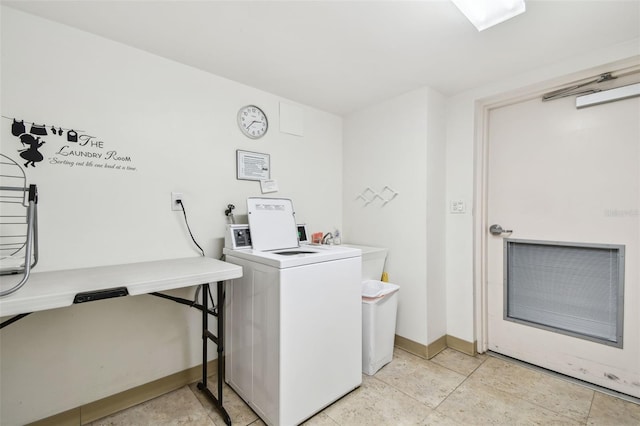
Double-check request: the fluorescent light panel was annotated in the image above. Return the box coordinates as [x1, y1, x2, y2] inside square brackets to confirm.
[452, 0, 526, 31]
[576, 82, 640, 109]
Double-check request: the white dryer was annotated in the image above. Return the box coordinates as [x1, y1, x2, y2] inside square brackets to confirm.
[223, 198, 362, 426]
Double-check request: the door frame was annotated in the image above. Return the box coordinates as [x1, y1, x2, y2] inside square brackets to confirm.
[472, 57, 640, 353]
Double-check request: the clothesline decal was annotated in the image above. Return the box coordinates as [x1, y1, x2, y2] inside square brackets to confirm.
[2, 115, 85, 134]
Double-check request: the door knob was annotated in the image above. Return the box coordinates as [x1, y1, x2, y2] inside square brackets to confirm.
[489, 224, 513, 236]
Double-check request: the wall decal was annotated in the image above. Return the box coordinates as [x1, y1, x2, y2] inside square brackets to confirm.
[67, 129, 78, 142]
[29, 123, 48, 135]
[11, 119, 25, 136]
[2, 115, 138, 173]
[18, 134, 45, 167]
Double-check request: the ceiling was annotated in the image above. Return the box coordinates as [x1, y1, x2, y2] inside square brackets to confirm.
[3, 0, 640, 116]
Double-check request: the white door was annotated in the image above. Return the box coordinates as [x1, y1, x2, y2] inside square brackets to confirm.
[486, 71, 640, 397]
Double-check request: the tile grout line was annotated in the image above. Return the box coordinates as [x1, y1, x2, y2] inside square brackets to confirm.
[431, 353, 587, 425]
[317, 383, 360, 426]
[419, 356, 490, 425]
[483, 354, 594, 424]
[585, 391, 596, 426]
[366, 374, 438, 425]
[373, 349, 488, 423]
[448, 372, 586, 425]
[429, 352, 489, 412]
[184, 384, 219, 425]
[364, 361, 444, 415]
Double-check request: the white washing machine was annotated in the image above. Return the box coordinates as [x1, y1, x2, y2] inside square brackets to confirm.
[223, 198, 362, 426]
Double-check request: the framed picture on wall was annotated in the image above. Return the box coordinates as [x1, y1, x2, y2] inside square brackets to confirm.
[236, 150, 270, 181]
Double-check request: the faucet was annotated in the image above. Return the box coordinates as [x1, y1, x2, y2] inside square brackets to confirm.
[321, 232, 334, 245]
[225, 204, 236, 224]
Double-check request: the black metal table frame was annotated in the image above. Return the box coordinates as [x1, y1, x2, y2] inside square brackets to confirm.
[0, 281, 232, 425]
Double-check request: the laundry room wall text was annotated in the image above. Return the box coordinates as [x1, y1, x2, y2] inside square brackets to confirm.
[2, 115, 137, 172]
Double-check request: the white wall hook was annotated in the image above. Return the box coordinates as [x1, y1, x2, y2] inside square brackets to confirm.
[362, 187, 376, 196]
[356, 193, 372, 205]
[356, 186, 400, 206]
[382, 186, 399, 198]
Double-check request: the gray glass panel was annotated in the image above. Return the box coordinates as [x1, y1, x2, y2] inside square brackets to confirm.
[505, 239, 624, 347]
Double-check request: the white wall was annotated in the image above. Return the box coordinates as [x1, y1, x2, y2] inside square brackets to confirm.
[445, 39, 640, 344]
[0, 7, 343, 425]
[425, 90, 447, 343]
[343, 87, 447, 346]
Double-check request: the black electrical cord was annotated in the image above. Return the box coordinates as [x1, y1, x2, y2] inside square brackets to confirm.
[176, 199, 216, 310]
[177, 199, 205, 257]
[176, 200, 228, 313]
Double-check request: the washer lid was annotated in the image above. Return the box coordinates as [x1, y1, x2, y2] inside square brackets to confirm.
[247, 197, 299, 251]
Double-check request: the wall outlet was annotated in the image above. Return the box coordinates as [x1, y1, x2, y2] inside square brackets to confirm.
[450, 200, 466, 214]
[171, 192, 183, 211]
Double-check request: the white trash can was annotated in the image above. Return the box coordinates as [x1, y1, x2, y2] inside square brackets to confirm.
[361, 280, 400, 375]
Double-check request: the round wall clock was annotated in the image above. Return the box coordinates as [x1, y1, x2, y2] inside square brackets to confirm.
[237, 105, 268, 139]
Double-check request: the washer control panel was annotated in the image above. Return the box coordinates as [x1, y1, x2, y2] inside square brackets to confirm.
[225, 223, 308, 249]
[225, 224, 252, 249]
[297, 224, 309, 244]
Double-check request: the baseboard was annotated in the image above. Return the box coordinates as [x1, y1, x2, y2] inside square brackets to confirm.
[394, 334, 427, 358]
[446, 335, 477, 356]
[26, 408, 80, 426]
[394, 334, 476, 359]
[394, 334, 445, 359]
[426, 335, 448, 359]
[27, 360, 217, 426]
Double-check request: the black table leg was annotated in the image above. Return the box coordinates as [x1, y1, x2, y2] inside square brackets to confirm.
[196, 281, 231, 425]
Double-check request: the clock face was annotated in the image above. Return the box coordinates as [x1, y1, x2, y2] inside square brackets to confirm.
[237, 105, 268, 139]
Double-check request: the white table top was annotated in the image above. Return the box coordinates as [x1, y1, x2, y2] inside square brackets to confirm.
[0, 257, 242, 317]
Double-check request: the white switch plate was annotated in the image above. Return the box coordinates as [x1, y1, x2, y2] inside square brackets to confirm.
[450, 200, 466, 214]
[171, 192, 183, 211]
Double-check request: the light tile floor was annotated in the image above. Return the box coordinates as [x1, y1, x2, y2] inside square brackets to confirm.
[92, 348, 640, 425]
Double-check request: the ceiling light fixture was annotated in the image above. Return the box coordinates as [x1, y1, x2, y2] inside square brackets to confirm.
[451, 0, 526, 31]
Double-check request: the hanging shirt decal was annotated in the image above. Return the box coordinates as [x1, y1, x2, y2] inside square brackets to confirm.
[11, 119, 25, 136]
